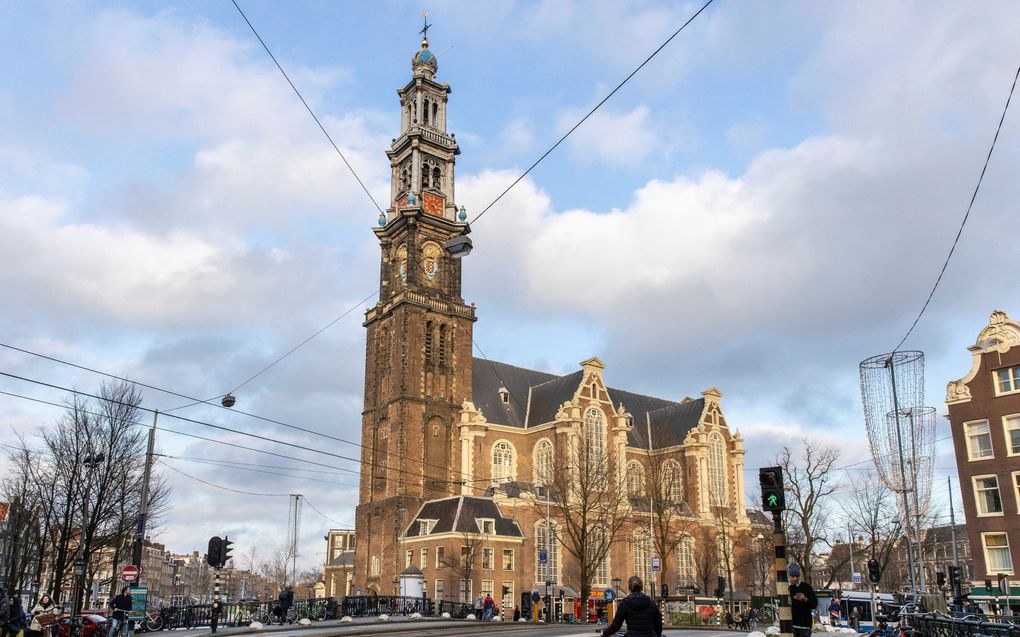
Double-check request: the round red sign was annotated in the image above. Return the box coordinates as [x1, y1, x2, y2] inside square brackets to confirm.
[121, 565, 140, 582]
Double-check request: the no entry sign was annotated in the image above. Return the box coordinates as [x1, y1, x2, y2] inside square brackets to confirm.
[122, 565, 140, 582]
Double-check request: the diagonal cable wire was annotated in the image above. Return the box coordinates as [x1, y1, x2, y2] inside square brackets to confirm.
[469, 0, 715, 224]
[162, 459, 292, 497]
[892, 65, 1019, 352]
[230, 0, 384, 214]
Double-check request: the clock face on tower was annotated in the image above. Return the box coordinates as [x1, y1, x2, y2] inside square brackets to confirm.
[422, 191, 444, 217]
[421, 242, 441, 283]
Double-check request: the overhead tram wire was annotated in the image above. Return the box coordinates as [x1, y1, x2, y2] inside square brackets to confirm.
[161, 460, 293, 498]
[230, 0, 383, 215]
[891, 65, 1019, 353]
[303, 497, 354, 528]
[0, 377, 494, 495]
[197, 1, 717, 413]
[159, 455, 361, 489]
[468, 0, 715, 225]
[0, 342, 477, 485]
[0, 371, 483, 492]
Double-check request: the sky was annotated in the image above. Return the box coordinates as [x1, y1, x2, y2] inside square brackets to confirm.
[2, 1, 1019, 574]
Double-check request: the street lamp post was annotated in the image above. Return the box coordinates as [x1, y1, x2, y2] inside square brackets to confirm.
[611, 577, 622, 625]
[71, 452, 105, 616]
[31, 581, 40, 607]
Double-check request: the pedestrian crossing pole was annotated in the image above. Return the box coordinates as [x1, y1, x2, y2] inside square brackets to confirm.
[773, 512, 793, 637]
[212, 569, 221, 633]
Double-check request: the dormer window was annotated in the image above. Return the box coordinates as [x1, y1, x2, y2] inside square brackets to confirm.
[498, 386, 510, 405]
[477, 519, 495, 535]
[419, 520, 437, 535]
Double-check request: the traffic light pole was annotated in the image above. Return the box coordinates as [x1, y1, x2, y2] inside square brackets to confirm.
[772, 512, 793, 637]
[211, 568, 221, 633]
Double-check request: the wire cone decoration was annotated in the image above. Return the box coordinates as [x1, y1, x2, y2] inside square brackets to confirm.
[859, 351, 933, 501]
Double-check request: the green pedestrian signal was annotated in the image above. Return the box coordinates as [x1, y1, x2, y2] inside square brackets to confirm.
[759, 466, 786, 513]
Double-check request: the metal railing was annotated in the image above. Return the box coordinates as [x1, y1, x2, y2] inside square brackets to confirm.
[437, 600, 473, 618]
[339, 596, 433, 618]
[908, 612, 1020, 637]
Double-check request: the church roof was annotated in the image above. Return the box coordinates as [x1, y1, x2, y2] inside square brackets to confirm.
[404, 495, 524, 538]
[470, 358, 706, 449]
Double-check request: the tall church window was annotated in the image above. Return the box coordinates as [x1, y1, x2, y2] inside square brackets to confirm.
[664, 459, 683, 501]
[533, 439, 553, 487]
[536, 522, 559, 583]
[584, 407, 605, 462]
[588, 524, 609, 586]
[423, 97, 430, 124]
[431, 101, 438, 126]
[632, 529, 652, 586]
[626, 462, 644, 497]
[438, 324, 448, 367]
[491, 441, 515, 484]
[709, 432, 727, 506]
[676, 534, 695, 587]
[370, 556, 380, 576]
[424, 321, 434, 365]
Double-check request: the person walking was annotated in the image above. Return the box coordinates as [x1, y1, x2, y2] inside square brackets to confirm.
[473, 595, 483, 620]
[108, 587, 132, 637]
[482, 594, 495, 621]
[787, 564, 817, 637]
[27, 595, 58, 637]
[600, 576, 662, 637]
[828, 597, 841, 627]
[2, 597, 25, 637]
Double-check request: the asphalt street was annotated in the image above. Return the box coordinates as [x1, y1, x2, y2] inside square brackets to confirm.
[179, 622, 747, 637]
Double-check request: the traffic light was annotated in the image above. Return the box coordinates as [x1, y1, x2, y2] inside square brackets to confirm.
[868, 558, 880, 584]
[986, 579, 993, 593]
[661, 584, 668, 598]
[714, 576, 726, 598]
[222, 536, 234, 566]
[207, 536, 223, 568]
[759, 466, 786, 513]
[502, 585, 510, 597]
[950, 565, 962, 593]
[936, 571, 946, 588]
[999, 574, 1008, 595]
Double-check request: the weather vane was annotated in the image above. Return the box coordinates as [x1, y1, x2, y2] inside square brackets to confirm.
[419, 10, 431, 40]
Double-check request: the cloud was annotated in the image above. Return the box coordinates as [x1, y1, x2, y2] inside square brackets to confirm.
[560, 105, 663, 165]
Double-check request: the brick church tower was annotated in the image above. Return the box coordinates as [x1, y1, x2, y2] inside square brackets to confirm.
[353, 31, 476, 594]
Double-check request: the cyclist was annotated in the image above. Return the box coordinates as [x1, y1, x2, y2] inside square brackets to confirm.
[108, 587, 132, 637]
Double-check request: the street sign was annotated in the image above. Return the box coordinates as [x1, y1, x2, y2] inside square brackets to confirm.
[121, 565, 140, 582]
[651, 557, 661, 572]
[539, 548, 547, 564]
[852, 573, 862, 584]
[604, 589, 616, 603]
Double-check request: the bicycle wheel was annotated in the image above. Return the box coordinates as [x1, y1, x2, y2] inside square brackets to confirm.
[145, 615, 164, 632]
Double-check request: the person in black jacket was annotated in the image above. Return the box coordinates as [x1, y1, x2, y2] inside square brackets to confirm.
[787, 563, 817, 637]
[600, 576, 662, 637]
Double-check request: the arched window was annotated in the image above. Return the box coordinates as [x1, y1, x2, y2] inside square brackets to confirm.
[588, 524, 609, 586]
[676, 534, 695, 587]
[432, 166, 442, 190]
[632, 529, 652, 586]
[438, 324, 448, 366]
[533, 439, 553, 486]
[424, 321, 434, 365]
[536, 522, 559, 583]
[421, 162, 430, 189]
[709, 432, 727, 506]
[626, 461, 644, 497]
[423, 97, 430, 124]
[491, 441, 515, 484]
[431, 101, 438, 125]
[370, 556, 380, 576]
[664, 459, 683, 502]
[584, 407, 605, 461]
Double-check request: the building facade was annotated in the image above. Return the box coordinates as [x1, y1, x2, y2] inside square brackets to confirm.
[947, 310, 1020, 600]
[323, 530, 355, 598]
[352, 30, 765, 615]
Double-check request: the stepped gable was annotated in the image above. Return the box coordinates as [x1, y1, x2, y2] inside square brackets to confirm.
[472, 358, 709, 448]
[404, 495, 524, 538]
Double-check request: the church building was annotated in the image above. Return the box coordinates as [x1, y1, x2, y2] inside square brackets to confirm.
[352, 29, 766, 617]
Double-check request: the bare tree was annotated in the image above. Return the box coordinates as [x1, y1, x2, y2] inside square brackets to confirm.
[646, 449, 698, 592]
[439, 532, 483, 602]
[736, 528, 774, 601]
[531, 426, 631, 617]
[2, 381, 170, 609]
[693, 525, 720, 596]
[777, 439, 840, 583]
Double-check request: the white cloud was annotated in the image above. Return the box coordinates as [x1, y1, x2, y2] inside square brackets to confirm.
[559, 105, 663, 165]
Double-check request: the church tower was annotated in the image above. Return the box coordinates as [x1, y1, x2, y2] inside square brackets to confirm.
[354, 28, 476, 594]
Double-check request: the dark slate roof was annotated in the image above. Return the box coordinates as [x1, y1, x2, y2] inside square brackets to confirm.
[471, 358, 558, 428]
[471, 358, 707, 450]
[404, 495, 524, 538]
[526, 370, 583, 426]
